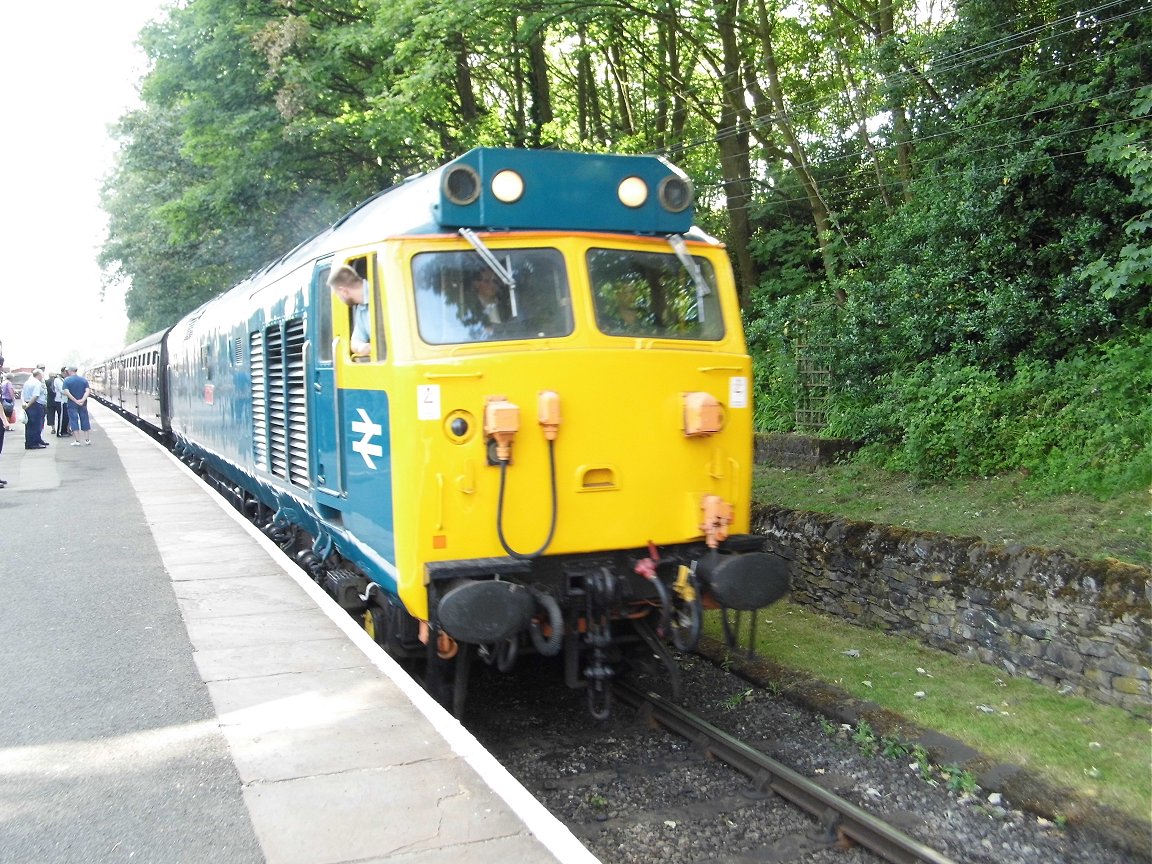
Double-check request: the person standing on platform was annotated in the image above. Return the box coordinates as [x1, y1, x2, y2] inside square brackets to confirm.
[21, 369, 49, 449]
[44, 365, 60, 436]
[0, 384, 11, 487]
[62, 365, 93, 446]
[53, 367, 69, 436]
[1, 373, 16, 423]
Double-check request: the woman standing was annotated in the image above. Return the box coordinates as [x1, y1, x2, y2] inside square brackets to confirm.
[0, 372, 16, 487]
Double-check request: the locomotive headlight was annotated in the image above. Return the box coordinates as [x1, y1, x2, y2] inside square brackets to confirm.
[445, 409, 475, 443]
[443, 165, 481, 205]
[617, 176, 648, 208]
[658, 175, 694, 213]
[490, 170, 524, 203]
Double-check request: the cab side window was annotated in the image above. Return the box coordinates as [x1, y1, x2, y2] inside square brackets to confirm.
[333, 255, 386, 362]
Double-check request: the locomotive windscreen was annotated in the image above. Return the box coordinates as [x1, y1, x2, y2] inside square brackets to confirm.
[412, 249, 573, 345]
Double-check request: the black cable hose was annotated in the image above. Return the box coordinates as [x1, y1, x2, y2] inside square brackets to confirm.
[496, 439, 558, 559]
[528, 587, 564, 656]
[495, 636, 519, 672]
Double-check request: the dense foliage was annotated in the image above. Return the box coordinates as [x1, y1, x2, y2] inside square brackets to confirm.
[100, 0, 1151, 494]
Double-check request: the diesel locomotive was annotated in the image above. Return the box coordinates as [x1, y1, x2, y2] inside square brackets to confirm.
[93, 148, 790, 717]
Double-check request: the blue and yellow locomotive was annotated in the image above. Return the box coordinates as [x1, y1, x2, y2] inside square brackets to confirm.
[94, 148, 789, 717]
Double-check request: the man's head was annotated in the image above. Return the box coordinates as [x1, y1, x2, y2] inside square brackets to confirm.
[32, 369, 43, 380]
[66, 365, 78, 373]
[328, 265, 365, 306]
[472, 270, 499, 303]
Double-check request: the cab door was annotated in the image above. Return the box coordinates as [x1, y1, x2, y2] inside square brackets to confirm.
[308, 258, 345, 504]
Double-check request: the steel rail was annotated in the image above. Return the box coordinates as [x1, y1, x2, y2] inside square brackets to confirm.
[615, 682, 958, 864]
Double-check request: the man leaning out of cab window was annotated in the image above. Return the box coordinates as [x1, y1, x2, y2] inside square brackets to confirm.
[328, 265, 372, 357]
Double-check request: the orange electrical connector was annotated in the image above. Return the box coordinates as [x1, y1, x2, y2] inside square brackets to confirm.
[700, 494, 733, 548]
[538, 390, 561, 440]
[484, 396, 520, 462]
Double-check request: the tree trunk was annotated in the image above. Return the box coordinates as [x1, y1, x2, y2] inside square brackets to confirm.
[876, 0, 914, 199]
[526, 29, 553, 146]
[451, 36, 482, 123]
[715, 0, 759, 308]
[752, 0, 840, 287]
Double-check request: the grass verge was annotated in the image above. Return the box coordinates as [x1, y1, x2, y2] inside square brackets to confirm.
[752, 463, 1150, 566]
[703, 602, 1151, 826]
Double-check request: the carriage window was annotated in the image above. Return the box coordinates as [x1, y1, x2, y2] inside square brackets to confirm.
[413, 249, 572, 345]
[589, 248, 725, 340]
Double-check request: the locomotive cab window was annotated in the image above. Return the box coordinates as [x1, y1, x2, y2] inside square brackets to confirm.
[589, 247, 725, 340]
[413, 249, 572, 345]
[330, 255, 385, 362]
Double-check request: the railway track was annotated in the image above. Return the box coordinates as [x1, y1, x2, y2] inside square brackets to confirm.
[466, 655, 951, 864]
[613, 682, 957, 864]
[466, 653, 1125, 864]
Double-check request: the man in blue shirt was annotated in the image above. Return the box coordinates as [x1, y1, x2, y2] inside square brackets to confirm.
[327, 264, 372, 358]
[62, 365, 93, 446]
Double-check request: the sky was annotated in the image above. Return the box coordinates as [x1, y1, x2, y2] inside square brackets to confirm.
[1, 0, 169, 372]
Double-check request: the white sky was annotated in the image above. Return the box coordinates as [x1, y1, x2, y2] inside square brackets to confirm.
[1, 0, 169, 371]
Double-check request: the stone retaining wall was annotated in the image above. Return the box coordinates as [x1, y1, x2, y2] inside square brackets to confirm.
[752, 504, 1152, 717]
[754, 433, 860, 470]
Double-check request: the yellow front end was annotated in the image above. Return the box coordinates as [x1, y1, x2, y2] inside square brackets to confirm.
[376, 232, 753, 621]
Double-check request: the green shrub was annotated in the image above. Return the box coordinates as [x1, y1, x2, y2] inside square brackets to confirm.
[835, 331, 1152, 496]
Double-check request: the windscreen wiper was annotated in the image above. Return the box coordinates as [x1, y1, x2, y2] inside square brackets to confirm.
[669, 234, 710, 323]
[460, 228, 516, 289]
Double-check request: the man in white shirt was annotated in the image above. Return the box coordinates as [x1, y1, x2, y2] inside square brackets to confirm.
[21, 369, 49, 449]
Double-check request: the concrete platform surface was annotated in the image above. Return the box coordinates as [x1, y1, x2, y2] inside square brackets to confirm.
[0, 404, 600, 864]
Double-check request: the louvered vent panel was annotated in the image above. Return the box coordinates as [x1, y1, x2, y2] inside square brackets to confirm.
[284, 320, 310, 488]
[250, 331, 267, 467]
[266, 326, 287, 479]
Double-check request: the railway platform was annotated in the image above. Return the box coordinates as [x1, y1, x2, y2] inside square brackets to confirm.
[0, 403, 600, 864]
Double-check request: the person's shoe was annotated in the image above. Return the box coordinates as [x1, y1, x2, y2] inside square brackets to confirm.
[84, 440, 92, 446]
[71, 441, 82, 447]
[38, 441, 50, 447]
[0, 480, 7, 487]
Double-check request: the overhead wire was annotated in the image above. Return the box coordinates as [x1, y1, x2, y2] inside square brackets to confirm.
[642, 2, 1148, 228]
[631, 0, 1141, 139]
[657, 6, 1147, 160]
[702, 90, 1150, 211]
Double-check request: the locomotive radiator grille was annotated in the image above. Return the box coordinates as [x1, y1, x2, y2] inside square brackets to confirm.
[250, 330, 267, 467]
[266, 326, 287, 478]
[253, 319, 310, 488]
[284, 319, 310, 488]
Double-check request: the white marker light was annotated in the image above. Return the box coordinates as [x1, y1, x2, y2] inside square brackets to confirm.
[617, 176, 649, 208]
[490, 170, 524, 203]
